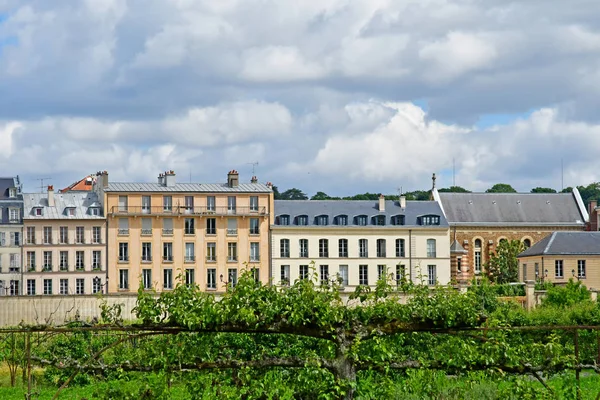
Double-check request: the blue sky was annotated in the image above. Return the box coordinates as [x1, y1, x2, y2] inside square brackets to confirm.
[0, 1, 600, 197]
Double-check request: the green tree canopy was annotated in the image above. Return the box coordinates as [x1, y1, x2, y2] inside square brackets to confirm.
[486, 183, 517, 193]
[279, 188, 308, 200]
[272, 185, 281, 199]
[486, 239, 525, 283]
[438, 186, 471, 193]
[311, 191, 340, 200]
[576, 182, 600, 205]
[530, 187, 557, 193]
[404, 190, 431, 200]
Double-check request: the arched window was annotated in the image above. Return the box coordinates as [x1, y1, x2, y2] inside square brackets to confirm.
[426, 239, 436, 258]
[474, 239, 482, 274]
[523, 238, 531, 249]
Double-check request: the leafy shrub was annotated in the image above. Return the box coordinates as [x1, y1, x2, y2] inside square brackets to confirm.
[542, 279, 590, 308]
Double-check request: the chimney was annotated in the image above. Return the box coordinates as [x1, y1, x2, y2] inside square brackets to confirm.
[590, 200, 599, 231]
[47, 185, 55, 207]
[266, 182, 273, 189]
[227, 170, 239, 188]
[379, 194, 385, 212]
[164, 170, 176, 187]
[101, 171, 109, 188]
[400, 195, 406, 208]
[251, 176, 258, 183]
[157, 173, 164, 185]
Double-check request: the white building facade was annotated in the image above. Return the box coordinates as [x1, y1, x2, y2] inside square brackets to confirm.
[0, 177, 23, 295]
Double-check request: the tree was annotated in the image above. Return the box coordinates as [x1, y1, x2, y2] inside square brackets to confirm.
[530, 187, 557, 193]
[272, 185, 281, 200]
[438, 186, 471, 193]
[404, 190, 431, 201]
[279, 188, 308, 200]
[486, 239, 524, 284]
[342, 192, 380, 200]
[311, 192, 340, 200]
[575, 182, 600, 205]
[486, 183, 517, 193]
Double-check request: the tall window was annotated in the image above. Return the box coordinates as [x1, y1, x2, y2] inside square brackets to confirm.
[206, 196, 215, 212]
[118, 218, 129, 235]
[396, 239, 405, 257]
[142, 269, 152, 290]
[119, 270, 129, 290]
[9, 208, 19, 222]
[60, 279, 69, 295]
[163, 195, 172, 212]
[118, 195, 128, 212]
[184, 196, 194, 213]
[280, 265, 290, 285]
[163, 269, 173, 289]
[141, 218, 152, 235]
[227, 196, 236, 214]
[522, 263, 527, 282]
[377, 265, 387, 281]
[228, 242, 238, 262]
[184, 218, 195, 234]
[320, 265, 329, 285]
[75, 226, 84, 244]
[250, 196, 259, 212]
[338, 265, 348, 286]
[578, 260, 586, 278]
[250, 242, 260, 262]
[142, 243, 152, 262]
[359, 265, 368, 285]
[299, 239, 308, 258]
[474, 239, 482, 274]
[427, 239, 436, 258]
[163, 243, 173, 262]
[338, 239, 348, 258]
[185, 269, 195, 286]
[26, 227, 35, 244]
[227, 218, 237, 235]
[319, 239, 329, 258]
[76, 278, 84, 295]
[10, 232, 20, 246]
[359, 239, 368, 258]
[299, 265, 309, 280]
[44, 279, 52, 295]
[162, 218, 173, 235]
[119, 243, 129, 262]
[206, 243, 216, 261]
[60, 226, 68, 244]
[92, 277, 102, 294]
[59, 251, 68, 271]
[427, 265, 437, 285]
[26, 252, 35, 271]
[249, 218, 260, 235]
[9, 253, 19, 272]
[228, 268, 238, 287]
[185, 243, 195, 262]
[396, 264, 406, 283]
[92, 251, 101, 270]
[206, 218, 216, 235]
[27, 279, 35, 296]
[92, 227, 101, 244]
[142, 196, 151, 214]
[207, 268, 216, 289]
[43, 226, 52, 244]
[75, 251, 84, 270]
[280, 239, 290, 258]
[43, 251, 52, 271]
[555, 260, 564, 278]
[376, 239, 386, 257]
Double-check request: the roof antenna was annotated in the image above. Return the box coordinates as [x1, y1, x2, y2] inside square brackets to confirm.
[36, 177, 51, 193]
[247, 161, 259, 175]
[452, 158, 456, 187]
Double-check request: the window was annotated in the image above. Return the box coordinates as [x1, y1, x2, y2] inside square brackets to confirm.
[335, 215, 348, 225]
[9, 253, 19, 273]
[43, 251, 52, 271]
[27, 279, 35, 296]
[359, 265, 368, 285]
[280, 265, 290, 285]
[57, 226, 67, 244]
[206, 196, 215, 212]
[162, 218, 173, 235]
[163, 269, 173, 289]
[252, 268, 260, 283]
[338, 265, 348, 286]
[535, 263, 540, 279]
[578, 260, 586, 278]
[278, 215, 290, 225]
[59, 251, 68, 271]
[228, 268, 238, 287]
[27, 252, 35, 271]
[142, 196, 151, 214]
[377, 265, 387, 281]
[396, 239, 405, 257]
[163, 196, 172, 212]
[522, 263, 527, 282]
[184, 196, 194, 213]
[319, 239, 329, 258]
[207, 268, 216, 289]
[338, 239, 348, 258]
[523, 238, 531, 249]
[206, 243, 216, 262]
[118, 195, 128, 212]
[138, 268, 151, 290]
[555, 260, 564, 278]
[250, 196, 259, 212]
[391, 215, 405, 226]
[376, 239, 386, 257]
[118, 218, 129, 235]
[228, 242, 238, 262]
[420, 215, 440, 225]
[315, 215, 328, 225]
[141, 218, 152, 235]
[427, 265, 437, 285]
[227, 196, 236, 214]
[359, 239, 368, 258]
[355, 215, 368, 226]
[43, 226, 52, 244]
[119, 243, 129, 262]
[92, 251, 101, 270]
[396, 264, 406, 283]
[320, 265, 329, 285]
[372, 215, 385, 226]
[9, 280, 18, 296]
[227, 218, 237, 235]
[11, 232, 20, 246]
[458, 257, 462, 273]
[185, 243, 195, 262]
[76, 227, 84, 244]
[8, 188, 15, 198]
[249, 218, 260, 235]
[89, 207, 100, 216]
[92, 227, 101, 244]
[427, 239, 436, 258]
[184, 218, 195, 235]
[206, 218, 216, 235]
[92, 277, 102, 294]
[76, 278, 84, 295]
[280, 239, 290, 258]
[184, 269, 194, 286]
[75, 251, 84, 270]
[163, 242, 173, 262]
[66, 207, 75, 217]
[299, 239, 309, 258]
[296, 215, 308, 226]
[60, 279, 69, 295]
[250, 242, 260, 262]
[43, 279, 52, 295]
[474, 239, 482, 274]
[26, 227, 35, 244]
[299, 265, 309, 280]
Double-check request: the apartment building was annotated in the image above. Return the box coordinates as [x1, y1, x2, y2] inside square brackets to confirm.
[0, 177, 23, 295]
[271, 195, 451, 287]
[94, 170, 274, 293]
[22, 187, 107, 295]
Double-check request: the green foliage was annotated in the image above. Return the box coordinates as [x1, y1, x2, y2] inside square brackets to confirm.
[278, 188, 308, 200]
[530, 187, 557, 193]
[486, 183, 517, 193]
[485, 240, 524, 283]
[311, 191, 341, 200]
[542, 279, 591, 308]
[438, 186, 471, 193]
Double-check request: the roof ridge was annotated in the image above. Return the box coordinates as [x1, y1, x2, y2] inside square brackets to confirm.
[542, 232, 558, 255]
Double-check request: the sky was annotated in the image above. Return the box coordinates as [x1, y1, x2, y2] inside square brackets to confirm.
[0, 0, 600, 196]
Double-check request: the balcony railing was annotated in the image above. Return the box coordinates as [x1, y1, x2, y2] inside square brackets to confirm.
[162, 229, 173, 235]
[118, 229, 129, 235]
[250, 256, 260, 262]
[59, 264, 68, 271]
[185, 255, 195, 262]
[110, 205, 268, 216]
[206, 256, 216, 262]
[163, 256, 173, 262]
[141, 256, 152, 263]
[43, 264, 52, 272]
[141, 229, 152, 236]
[184, 229, 195, 235]
[75, 265, 84, 271]
[227, 229, 238, 236]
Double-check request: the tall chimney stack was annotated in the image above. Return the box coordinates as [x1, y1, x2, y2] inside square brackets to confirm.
[227, 170, 239, 188]
[378, 194, 385, 212]
[47, 185, 55, 207]
[400, 195, 406, 208]
[164, 170, 176, 187]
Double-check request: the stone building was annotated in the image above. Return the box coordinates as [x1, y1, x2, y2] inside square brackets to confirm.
[0, 177, 23, 295]
[433, 188, 588, 281]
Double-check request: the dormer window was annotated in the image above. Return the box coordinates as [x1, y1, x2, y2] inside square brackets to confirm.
[89, 207, 100, 216]
[34, 207, 43, 216]
[277, 215, 290, 225]
[65, 207, 76, 216]
[354, 215, 368, 226]
[8, 188, 16, 198]
[391, 215, 405, 226]
[419, 215, 440, 226]
[334, 215, 348, 226]
[315, 215, 328, 226]
[296, 215, 308, 226]
[372, 215, 386, 226]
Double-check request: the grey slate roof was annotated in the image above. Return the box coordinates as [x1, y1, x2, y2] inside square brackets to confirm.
[273, 200, 448, 228]
[519, 232, 600, 257]
[105, 182, 272, 193]
[0, 177, 19, 200]
[23, 192, 104, 220]
[450, 240, 467, 253]
[438, 192, 585, 226]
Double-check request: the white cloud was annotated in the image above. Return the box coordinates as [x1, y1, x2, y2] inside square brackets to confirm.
[241, 46, 326, 82]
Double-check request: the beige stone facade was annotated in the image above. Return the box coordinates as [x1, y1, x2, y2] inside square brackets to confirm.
[519, 254, 600, 288]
